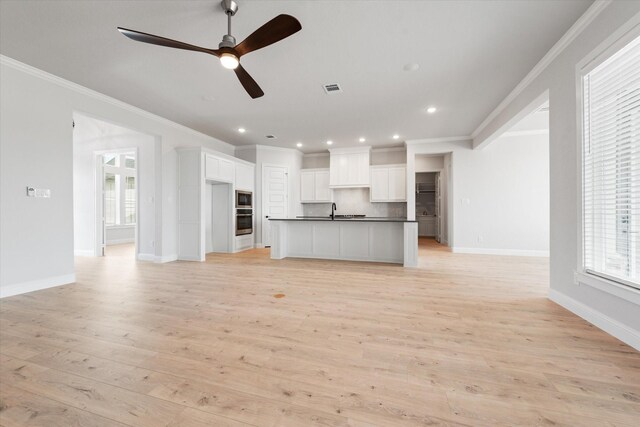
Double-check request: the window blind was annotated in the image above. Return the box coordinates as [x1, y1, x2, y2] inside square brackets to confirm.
[583, 35, 640, 288]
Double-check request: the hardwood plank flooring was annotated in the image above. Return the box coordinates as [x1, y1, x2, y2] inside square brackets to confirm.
[1, 239, 638, 426]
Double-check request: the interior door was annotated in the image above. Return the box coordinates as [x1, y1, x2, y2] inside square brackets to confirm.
[95, 155, 106, 256]
[262, 165, 288, 246]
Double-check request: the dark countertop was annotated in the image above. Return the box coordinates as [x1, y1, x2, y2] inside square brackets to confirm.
[268, 216, 417, 223]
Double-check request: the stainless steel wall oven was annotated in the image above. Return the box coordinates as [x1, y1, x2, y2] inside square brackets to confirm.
[236, 208, 253, 236]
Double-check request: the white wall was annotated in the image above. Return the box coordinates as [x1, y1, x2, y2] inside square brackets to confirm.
[407, 133, 550, 255]
[235, 145, 303, 246]
[415, 155, 444, 171]
[301, 148, 407, 169]
[0, 56, 236, 296]
[470, 2, 640, 348]
[73, 114, 156, 257]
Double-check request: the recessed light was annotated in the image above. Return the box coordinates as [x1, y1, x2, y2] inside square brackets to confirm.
[359, 137, 366, 143]
[403, 63, 420, 72]
[238, 127, 246, 133]
[426, 107, 437, 114]
[392, 134, 400, 140]
[296, 142, 302, 147]
[326, 140, 333, 145]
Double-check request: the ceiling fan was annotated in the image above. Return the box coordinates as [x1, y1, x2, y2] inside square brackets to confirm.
[117, 0, 301, 99]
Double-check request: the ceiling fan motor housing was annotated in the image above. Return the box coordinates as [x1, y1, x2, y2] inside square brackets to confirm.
[221, 0, 238, 16]
[219, 34, 236, 48]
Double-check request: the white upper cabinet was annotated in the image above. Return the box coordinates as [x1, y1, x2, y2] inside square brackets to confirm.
[235, 162, 254, 191]
[300, 169, 332, 203]
[205, 154, 234, 183]
[329, 147, 371, 188]
[370, 164, 407, 202]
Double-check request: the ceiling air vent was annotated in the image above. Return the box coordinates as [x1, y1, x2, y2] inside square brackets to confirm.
[323, 83, 342, 94]
[265, 135, 277, 139]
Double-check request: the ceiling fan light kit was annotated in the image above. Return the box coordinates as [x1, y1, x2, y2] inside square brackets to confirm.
[117, 0, 301, 98]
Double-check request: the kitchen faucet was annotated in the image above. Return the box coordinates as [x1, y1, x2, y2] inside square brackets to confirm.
[331, 202, 337, 220]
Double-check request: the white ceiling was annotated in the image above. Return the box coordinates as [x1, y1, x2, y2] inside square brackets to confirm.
[0, 1, 590, 153]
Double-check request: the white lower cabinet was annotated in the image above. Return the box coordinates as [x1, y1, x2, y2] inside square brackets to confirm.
[418, 217, 437, 237]
[370, 165, 407, 202]
[300, 169, 332, 203]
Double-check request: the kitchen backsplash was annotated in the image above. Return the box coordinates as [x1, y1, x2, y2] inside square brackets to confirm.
[302, 188, 407, 218]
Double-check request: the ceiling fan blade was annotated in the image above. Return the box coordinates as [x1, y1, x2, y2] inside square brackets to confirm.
[234, 64, 264, 99]
[234, 14, 301, 57]
[117, 27, 219, 56]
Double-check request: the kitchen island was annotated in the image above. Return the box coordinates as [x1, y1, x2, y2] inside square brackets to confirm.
[269, 217, 418, 267]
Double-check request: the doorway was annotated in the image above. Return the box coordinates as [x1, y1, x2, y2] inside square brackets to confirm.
[72, 113, 156, 261]
[262, 165, 289, 246]
[99, 151, 138, 257]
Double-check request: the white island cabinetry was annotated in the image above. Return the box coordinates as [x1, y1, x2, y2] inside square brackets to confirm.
[270, 218, 418, 267]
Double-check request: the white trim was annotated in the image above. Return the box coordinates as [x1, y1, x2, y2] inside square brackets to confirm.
[574, 16, 640, 297]
[74, 250, 95, 257]
[549, 288, 640, 351]
[137, 253, 155, 262]
[574, 271, 640, 306]
[156, 254, 178, 263]
[452, 247, 550, 257]
[0, 274, 76, 298]
[500, 129, 549, 138]
[471, 0, 613, 140]
[405, 136, 471, 146]
[473, 90, 549, 150]
[255, 144, 303, 156]
[0, 55, 235, 151]
[255, 243, 266, 249]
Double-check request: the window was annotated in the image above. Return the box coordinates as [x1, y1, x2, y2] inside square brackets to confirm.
[103, 153, 136, 226]
[104, 173, 116, 226]
[582, 35, 640, 289]
[124, 176, 136, 224]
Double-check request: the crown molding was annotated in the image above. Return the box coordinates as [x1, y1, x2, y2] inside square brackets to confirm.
[0, 55, 235, 150]
[471, 0, 612, 139]
[245, 144, 303, 156]
[405, 136, 471, 146]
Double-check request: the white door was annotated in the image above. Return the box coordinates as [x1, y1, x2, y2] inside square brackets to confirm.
[95, 156, 106, 256]
[389, 167, 406, 201]
[262, 165, 288, 246]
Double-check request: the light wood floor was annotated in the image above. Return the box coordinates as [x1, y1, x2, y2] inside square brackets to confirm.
[1, 239, 638, 426]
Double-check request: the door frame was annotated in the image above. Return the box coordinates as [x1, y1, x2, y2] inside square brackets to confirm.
[94, 148, 139, 257]
[261, 163, 289, 246]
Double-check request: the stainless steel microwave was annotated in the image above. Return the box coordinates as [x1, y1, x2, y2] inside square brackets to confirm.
[235, 190, 252, 208]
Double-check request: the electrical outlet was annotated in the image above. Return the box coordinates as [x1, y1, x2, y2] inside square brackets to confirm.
[477, 235, 483, 243]
[26, 186, 51, 198]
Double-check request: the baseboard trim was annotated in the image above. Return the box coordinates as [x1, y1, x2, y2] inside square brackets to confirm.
[255, 243, 266, 249]
[549, 288, 640, 351]
[137, 253, 155, 262]
[156, 254, 177, 263]
[74, 249, 95, 257]
[0, 274, 76, 298]
[452, 247, 549, 257]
